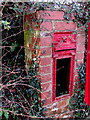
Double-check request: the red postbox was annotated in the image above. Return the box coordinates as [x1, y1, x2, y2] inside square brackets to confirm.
[84, 23, 90, 106]
[52, 32, 76, 101]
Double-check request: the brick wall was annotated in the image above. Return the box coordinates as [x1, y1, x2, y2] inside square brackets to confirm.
[24, 10, 85, 118]
[38, 10, 85, 117]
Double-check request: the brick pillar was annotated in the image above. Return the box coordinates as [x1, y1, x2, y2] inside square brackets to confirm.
[24, 10, 86, 117]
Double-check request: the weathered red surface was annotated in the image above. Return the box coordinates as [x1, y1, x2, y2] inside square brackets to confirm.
[85, 23, 90, 106]
[53, 32, 76, 51]
[37, 11, 64, 20]
[52, 32, 76, 101]
[24, 10, 86, 115]
[54, 21, 76, 31]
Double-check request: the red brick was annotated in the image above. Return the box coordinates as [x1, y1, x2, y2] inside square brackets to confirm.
[76, 52, 84, 60]
[37, 11, 64, 20]
[40, 37, 52, 46]
[71, 13, 75, 19]
[40, 57, 52, 66]
[58, 100, 67, 108]
[40, 74, 51, 83]
[77, 30, 85, 34]
[41, 82, 52, 91]
[40, 21, 52, 31]
[75, 76, 79, 81]
[77, 27, 85, 32]
[51, 108, 59, 115]
[43, 110, 51, 117]
[74, 64, 80, 72]
[42, 97, 52, 106]
[24, 14, 35, 22]
[76, 44, 85, 52]
[62, 106, 69, 112]
[31, 22, 40, 30]
[40, 65, 51, 75]
[77, 27, 85, 34]
[76, 35, 85, 44]
[55, 108, 62, 114]
[52, 106, 69, 115]
[74, 61, 78, 68]
[24, 14, 40, 30]
[54, 21, 76, 31]
[41, 90, 51, 99]
[76, 59, 84, 65]
[40, 47, 52, 56]
[74, 69, 79, 76]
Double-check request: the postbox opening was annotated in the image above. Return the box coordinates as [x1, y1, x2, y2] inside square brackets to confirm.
[56, 58, 71, 97]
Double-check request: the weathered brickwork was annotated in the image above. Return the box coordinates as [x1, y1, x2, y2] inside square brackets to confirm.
[25, 10, 85, 118]
[38, 10, 85, 117]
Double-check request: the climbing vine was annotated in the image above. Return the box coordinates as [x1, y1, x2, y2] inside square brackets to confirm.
[0, 1, 90, 119]
[62, 1, 90, 118]
[1, 2, 43, 119]
[69, 64, 90, 118]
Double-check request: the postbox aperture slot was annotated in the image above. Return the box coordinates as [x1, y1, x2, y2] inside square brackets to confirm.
[54, 48, 75, 52]
[56, 58, 71, 97]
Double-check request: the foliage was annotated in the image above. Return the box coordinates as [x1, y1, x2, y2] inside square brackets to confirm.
[63, 2, 90, 32]
[0, 1, 90, 119]
[63, 2, 90, 118]
[1, 2, 43, 119]
[69, 64, 90, 118]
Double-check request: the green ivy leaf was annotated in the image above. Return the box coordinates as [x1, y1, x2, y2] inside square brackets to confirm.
[87, 107, 90, 110]
[11, 43, 18, 52]
[4, 25, 11, 30]
[0, 111, 3, 117]
[4, 111, 9, 119]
